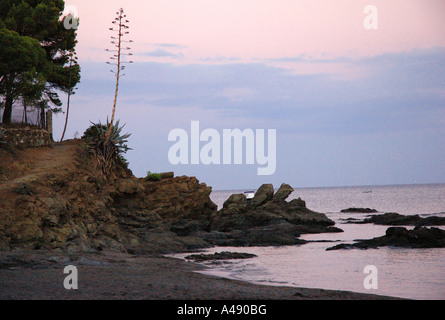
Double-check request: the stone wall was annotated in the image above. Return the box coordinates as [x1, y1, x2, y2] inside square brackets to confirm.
[0, 127, 53, 149]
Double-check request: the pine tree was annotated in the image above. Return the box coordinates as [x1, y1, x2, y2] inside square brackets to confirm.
[0, 0, 81, 125]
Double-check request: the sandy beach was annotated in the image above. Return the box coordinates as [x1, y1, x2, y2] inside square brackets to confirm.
[0, 250, 400, 300]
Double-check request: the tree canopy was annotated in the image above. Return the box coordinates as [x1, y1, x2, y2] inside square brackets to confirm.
[0, 0, 80, 124]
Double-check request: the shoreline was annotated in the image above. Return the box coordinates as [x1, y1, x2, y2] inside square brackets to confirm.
[0, 250, 403, 300]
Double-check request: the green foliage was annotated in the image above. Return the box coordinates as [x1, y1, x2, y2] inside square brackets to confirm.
[104, 120, 131, 155]
[0, 0, 81, 124]
[84, 120, 131, 175]
[0, 28, 46, 75]
[82, 122, 108, 142]
[145, 171, 162, 182]
[118, 154, 129, 169]
[84, 120, 131, 153]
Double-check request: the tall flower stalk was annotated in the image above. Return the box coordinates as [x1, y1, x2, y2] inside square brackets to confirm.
[105, 8, 133, 142]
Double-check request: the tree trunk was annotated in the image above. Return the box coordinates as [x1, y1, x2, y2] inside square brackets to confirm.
[40, 105, 45, 128]
[1, 75, 15, 125]
[23, 101, 28, 124]
[60, 91, 71, 142]
[2, 94, 13, 124]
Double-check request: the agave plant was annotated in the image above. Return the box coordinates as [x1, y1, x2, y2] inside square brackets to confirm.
[85, 119, 131, 175]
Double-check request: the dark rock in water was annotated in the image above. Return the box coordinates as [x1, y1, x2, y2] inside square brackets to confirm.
[249, 184, 274, 208]
[185, 251, 257, 261]
[208, 183, 342, 247]
[204, 221, 309, 247]
[348, 212, 445, 226]
[273, 183, 294, 202]
[288, 197, 306, 208]
[339, 217, 361, 222]
[326, 226, 445, 250]
[222, 193, 247, 213]
[340, 208, 378, 213]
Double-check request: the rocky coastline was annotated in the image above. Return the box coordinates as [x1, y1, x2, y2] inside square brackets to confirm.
[0, 140, 439, 300]
[0, 140, 343, 254]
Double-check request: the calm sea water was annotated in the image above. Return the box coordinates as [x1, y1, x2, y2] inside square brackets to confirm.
[174, 184, 445, 300]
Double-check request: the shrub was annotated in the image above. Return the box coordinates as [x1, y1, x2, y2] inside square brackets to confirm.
[83, 120, 131, 175]
[81, 123, 108, 143]
[145, 171, 161, 182]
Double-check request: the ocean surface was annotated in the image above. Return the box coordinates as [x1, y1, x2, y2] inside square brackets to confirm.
[173, 183, 445, 300]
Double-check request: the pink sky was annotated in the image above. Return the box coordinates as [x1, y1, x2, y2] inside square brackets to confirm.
[65, 0, 445, 67]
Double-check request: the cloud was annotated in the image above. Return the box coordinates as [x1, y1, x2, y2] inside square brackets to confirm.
[266, 55, 353, 64]
[57, 47, 445, 188]
[153, 43, 187, 49]
[142, 48, 185, 59]
[77, 46, 445, 137]
[218, 87, 258, 102]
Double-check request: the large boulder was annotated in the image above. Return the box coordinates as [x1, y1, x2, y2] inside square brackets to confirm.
[249, 184, 274, 208]
[347, 212, 445, 226]
[273, 183, 294, 202]
[326, 226, 445, 250]
[209, 183, 341, 247]
[340, 208, 378, 213]
[222, 193, 247, 213]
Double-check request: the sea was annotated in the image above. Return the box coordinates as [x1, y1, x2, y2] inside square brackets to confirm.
[172, 183, 445, 300]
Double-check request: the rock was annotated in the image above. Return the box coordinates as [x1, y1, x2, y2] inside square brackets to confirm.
[170, 220, 201, 236]
[185, 251, 257, 261]
[0, 140, 345, 254]
[355, 212, 445, 226]
[117, 178, 143, 194]
[288, 197, 306, 208]
[0, 140, 218, 254]
[209, 183, 341, 247]
[340, 208, 378, 213]
[273, 183, 294, 202]
[159, 172, 174, 179]
[222, 194, 247, 213]
[205, 221, 309, 247]
[249, 184, 274, 208]
[326, 226, 445, 250]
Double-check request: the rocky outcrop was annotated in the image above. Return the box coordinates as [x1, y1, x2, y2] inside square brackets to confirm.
[326, 226, 445, 250]
[249, 183, 274, 208]
[0, 140, 343, 254]
[340, 208, 378, 213]
[0, 140, 216, 254]
[206, 183, 342, 247]
[185, 251, 257, 261]
[347, 212, 445, 226]
[273, 183, 294, 202]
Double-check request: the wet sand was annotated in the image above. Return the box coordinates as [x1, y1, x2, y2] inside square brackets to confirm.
[0, 250, 401, 300]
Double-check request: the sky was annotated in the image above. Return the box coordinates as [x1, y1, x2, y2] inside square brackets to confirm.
[54, 0, 445, 190]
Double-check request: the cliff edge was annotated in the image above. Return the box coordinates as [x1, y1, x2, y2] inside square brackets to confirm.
[0, 140, 216, 254]
[0, 139, 340, 254]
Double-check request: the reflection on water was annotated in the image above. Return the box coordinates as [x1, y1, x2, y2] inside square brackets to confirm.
[187, 184, 445, 300]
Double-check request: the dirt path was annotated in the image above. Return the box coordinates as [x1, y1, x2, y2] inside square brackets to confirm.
[0, 143, 77, 192]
